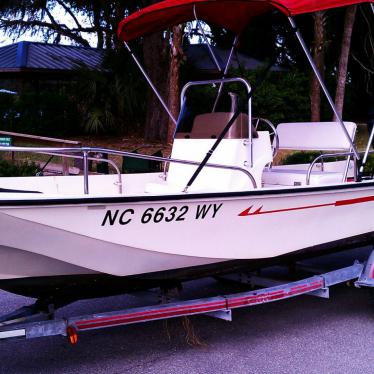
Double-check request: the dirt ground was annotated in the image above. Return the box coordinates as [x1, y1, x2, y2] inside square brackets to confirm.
[69, 135, 172, 173]
[72, 135, 171, 156]
[2, 134, 172, 174]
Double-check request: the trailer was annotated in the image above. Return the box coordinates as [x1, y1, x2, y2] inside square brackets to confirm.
[0, 247, 373, 345]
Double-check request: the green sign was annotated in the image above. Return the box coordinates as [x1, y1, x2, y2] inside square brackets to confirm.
[0, 137, 12, 147]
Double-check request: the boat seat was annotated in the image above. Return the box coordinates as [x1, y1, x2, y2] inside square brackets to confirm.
[262, 121, 357, 186]
[176, 112, 258, 139]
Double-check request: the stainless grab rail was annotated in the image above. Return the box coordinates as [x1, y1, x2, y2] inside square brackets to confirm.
[180, 77, 252, 106]
[306, 152, 355, 185]
[180, 78, 253, 167]
[0, 146, 257, 194]
[39, 151, 123, 194]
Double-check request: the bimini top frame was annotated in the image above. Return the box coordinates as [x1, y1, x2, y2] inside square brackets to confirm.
[119, 0, 374, 165]
[118, 0, 374, 42]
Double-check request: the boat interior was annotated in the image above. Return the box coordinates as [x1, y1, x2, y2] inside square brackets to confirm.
[0, 76, 364, 198]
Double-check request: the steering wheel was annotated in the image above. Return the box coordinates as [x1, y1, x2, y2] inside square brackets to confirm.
[252, 117, 279, 157]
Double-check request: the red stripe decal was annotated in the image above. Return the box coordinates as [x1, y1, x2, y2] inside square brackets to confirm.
[228, 281, 323, 308]
[75, 280, 324, 331]
[334, 195, 374, 206]
[239, 195, 374, 217]
[75, 301, 225, 327]
[76, 304, 226, 330]
[370, 267, 374, 279]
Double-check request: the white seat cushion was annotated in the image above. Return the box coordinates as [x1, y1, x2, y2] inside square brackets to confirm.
[276, 122, 357, 151]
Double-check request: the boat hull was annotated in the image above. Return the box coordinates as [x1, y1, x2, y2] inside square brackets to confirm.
[0, 230, 373, 300]
[1, 181, 374, 299]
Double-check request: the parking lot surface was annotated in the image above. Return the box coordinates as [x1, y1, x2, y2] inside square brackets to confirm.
[0, 250, 373, 374]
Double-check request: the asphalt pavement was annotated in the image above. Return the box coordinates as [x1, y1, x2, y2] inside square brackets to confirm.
[0, 249, 373, 374]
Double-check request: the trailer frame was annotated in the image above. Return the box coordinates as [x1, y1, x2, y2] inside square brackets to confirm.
[0, 249, 373, 345]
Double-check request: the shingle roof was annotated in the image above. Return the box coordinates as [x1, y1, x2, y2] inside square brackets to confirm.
[0, 41, 105, 72]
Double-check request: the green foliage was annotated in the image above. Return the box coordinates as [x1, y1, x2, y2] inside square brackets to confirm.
[240, 69, 310, 124]
[0, 89, 80, 137]
[0, 50, 147, 137]
[73, 49, 147, 135]
[178, 67, 311, 126]
[282, 151, 322, 165]
[282, 151, 342, 165]
[0, 158, 38, 177]
[361, 154, 374, 177]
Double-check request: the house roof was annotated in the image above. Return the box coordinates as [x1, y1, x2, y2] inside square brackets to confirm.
[0, 41, 105, 73]
[0, 40, 282, 77]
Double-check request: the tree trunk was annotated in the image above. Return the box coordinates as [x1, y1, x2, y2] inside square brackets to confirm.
[167, 24, 184, 144]
[143, 29, 169, 142]
[93, 5, 103, 49]
[113, 2, 126, 49]
[310, 11, 326, 122]
[334, 5, 357, 120]
[140, 0, 168, 142]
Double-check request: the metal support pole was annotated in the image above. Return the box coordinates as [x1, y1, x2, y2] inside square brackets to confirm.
[83, 151, 89, 195]
[356, 245, 374, 287]
[288, 17, 360, 161]
[342, 151, 351, 182]
[359, 125, 374, 174]
[193, 6, 222, 73]
[371, 3, 374, 14]
[124, 42, 177, 125]
[212, 35, 239, 112]
[353, 155, 358, 181]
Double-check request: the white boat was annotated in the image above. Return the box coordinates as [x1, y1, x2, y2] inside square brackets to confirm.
[1, 0, 374, 304]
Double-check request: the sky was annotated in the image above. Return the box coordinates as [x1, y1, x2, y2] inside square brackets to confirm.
[0, 4, 97, 47]
[0, 5, 209, 48]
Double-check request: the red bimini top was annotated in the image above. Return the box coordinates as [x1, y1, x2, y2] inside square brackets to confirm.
[118, 0, 373, 42]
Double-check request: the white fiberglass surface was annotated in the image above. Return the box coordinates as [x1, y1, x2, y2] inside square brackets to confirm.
[0, 173, 162, 197]
[0, 245, 96, 279]
[165, 133, 272, 192]
[2, 181, 374, 266]
[0, 157, 356, 200]
[271, 160, 354, 174]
